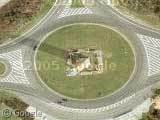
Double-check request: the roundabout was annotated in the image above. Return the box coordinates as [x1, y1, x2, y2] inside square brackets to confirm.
[36, 24, 135, 100]
[31, 18, 147, 110]
[0, 0, 160, 120]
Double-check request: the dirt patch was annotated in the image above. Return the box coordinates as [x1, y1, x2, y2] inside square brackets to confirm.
[0, 0, 42, 43]
[0, 0, 11, 8]
[117, 0, 160, 18]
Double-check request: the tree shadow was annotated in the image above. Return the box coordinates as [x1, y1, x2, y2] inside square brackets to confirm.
[39, 42, 65, 60]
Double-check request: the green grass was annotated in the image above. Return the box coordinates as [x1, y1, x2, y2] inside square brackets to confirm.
[71, 0, 84, 8]
[114, 3, 160, 28]
[0, 0, 55, 43]
[36, 24, 135, 99]
[0, 62, 6, 77]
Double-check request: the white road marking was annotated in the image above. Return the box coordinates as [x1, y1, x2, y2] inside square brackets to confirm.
[27, 106, 47, 120]
[49, 94, 136, 113]
[81, 0, 95, 6]
[58, 7, 93, 18]
[55, 0, 71, 6]
[137, 34, 160, 76]
[99, 0, 112, 6]
[0, 49, 30, 84]
[114, 98, 151, 120]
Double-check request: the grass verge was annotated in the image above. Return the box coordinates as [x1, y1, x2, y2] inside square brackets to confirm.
[113, 0, 160, 28]
[0, 62, 5, 77]
[71, 0, 84, 8]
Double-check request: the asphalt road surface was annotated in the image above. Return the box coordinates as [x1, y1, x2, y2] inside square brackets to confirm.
[0, 0, 160, 120]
